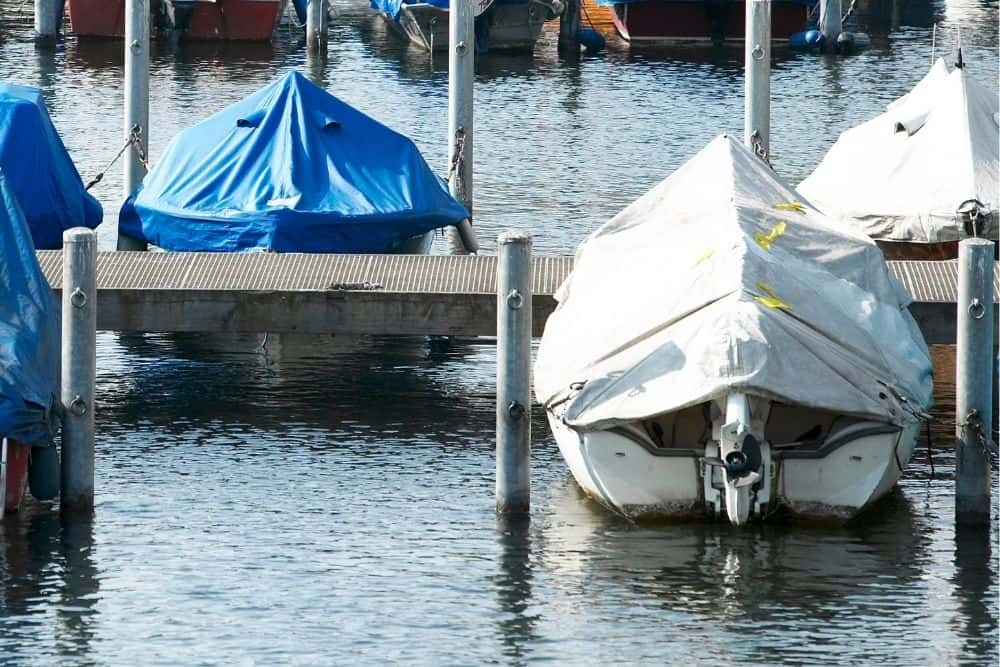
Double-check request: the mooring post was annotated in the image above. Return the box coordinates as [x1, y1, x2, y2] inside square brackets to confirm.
[120, 0, 150, 251]
[34, 0, 61, 43]
[447, 0, 479, 254]
[61, 228, 97, 512]
[955, 238, 994, 526]
[819, 0, 843, 47]
[306, 0, 328, 53]
[558, 0, 581, 54]
[496, 232, 532, 514]
[744, 0, 771, 159]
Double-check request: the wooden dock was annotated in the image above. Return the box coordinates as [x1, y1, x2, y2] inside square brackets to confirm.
[36, 251, 999, 344]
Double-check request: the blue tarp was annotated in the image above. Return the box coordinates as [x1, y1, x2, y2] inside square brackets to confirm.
[0, 172, 60, 448]
[370, 0, 527, 21]
[119, 71, 468, 253]
[0, 84, 102, 250]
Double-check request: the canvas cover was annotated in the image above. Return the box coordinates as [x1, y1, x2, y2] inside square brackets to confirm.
[535, 135, 933, 431]
[0, 83, 102, 250]
[119, 71, 468, 253]
[371, 0, 521, 20]
[0, 172, 61, 447]
[798, 59, 999, 244]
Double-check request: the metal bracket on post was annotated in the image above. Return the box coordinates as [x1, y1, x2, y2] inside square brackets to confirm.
[61, 228, 97, 513]
[496, 231, 532, 515]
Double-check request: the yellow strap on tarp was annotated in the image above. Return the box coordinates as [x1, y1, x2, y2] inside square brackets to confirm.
[694, 249, 715, 266]
[773, 202, 806, 213]
[755, 282, 791, 310]
[754, 221, 786, 251]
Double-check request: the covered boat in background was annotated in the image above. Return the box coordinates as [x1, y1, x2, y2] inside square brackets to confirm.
[535, 134, 932, 526]
[0, 174, 62, 517]
[372, 0, 563, 52]
[119, 71, 468, 253]
[798, 57, 999, 259]
[601, 0, 814, 43]
[0, 84, 102, 250]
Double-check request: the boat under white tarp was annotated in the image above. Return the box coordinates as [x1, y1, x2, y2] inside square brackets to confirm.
[535, 134, 933, 524]
[798, 58, 999, 249]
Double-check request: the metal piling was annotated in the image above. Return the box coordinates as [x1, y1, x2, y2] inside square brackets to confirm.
[306, 0, 329, 53]
[61, 228, 97, 512]
[744, 0, 771, 158]
[496, 232, 532, 515]
[120, 0, 150, 251]
[955, 238, 994, 527]
[447, 0, 479, 254]
[34, 0, 61, 43]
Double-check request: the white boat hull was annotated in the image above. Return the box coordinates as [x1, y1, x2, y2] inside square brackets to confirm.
[548, 411, 921, 522]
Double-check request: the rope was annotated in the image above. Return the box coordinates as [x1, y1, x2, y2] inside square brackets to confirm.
[924, 419, 935, 477]
[446, 128, 466, 183]
[749, 130, 770, 166]
[84, 125, 151, 191]
[580, 0, 597, 30]
[957, 409, 997, 455]
[841, 0, 859, 24]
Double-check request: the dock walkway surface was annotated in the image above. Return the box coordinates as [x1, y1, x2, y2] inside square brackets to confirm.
[36, 251, 999, 344]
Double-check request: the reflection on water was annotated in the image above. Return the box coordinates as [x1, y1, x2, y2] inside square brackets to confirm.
[1, 0, 998, 662]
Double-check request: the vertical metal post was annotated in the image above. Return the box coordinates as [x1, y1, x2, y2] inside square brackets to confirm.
[558, 0, 581, 54]
[306, 0, 328, 53]
[447, 0, 479, 255]
[819, 0, 843, 46]
[744, 0, 770, 159]
[120, 0, 149, 251]
[955, 238, 994, 526]
[496, 231, 532, 514]
[34, 0, 61, 43]
[61, 228, 96, 512]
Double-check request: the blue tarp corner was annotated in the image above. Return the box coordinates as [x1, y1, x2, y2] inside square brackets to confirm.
[0, 171, 61, 447]
[0, 83, 102, 250]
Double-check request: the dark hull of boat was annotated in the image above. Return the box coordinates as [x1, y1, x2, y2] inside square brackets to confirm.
[3, 439, 30, 515]
[66, 0, 285, 40]
[876, 239, 1000, 261]
[611, 0, 811, 42]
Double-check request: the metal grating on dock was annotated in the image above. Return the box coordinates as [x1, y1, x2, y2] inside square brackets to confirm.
[34, 252, 998, 343]
[35, 252, 998, 302]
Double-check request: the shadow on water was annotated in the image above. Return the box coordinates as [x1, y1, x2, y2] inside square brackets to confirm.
[953, 524, 999, 659]
[0, 505, 100, 663]
[494, 514, 538, 665]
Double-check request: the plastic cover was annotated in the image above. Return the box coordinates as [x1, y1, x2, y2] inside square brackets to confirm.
[119, 71, 468, 253]
[535, 135, 933, 431]
[370, 0, 524, 20]
[0, 172, 61, 447]
[799, 59, 999, 244]
[0, 83, 102, 250]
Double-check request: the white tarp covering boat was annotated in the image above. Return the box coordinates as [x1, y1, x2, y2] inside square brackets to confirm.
[535, 135, 933, 524]
[798, 58, 999, 245]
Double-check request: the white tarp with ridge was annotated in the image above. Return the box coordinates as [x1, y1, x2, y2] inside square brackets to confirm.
[534, 135, 933, 431]
[798, 59, 999, 244]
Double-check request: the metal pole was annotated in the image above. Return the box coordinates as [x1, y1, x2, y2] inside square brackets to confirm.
[496, 231, 532, 514]
[61, 228, 96, 512]
[34, 0, 60, 43]
[558, 0, 581, 54]
[819, 0, 843, 47]
[120, 0, 150, 251]
[955, 238, 994, 526]
[447, 0, 479, 255]
[744, 0, 771, 159]
[306, 0, 328, 53]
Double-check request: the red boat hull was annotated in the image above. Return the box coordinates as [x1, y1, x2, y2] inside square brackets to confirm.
[66, 0, 284, 40]
[612, 0, 810, 41]
[185, 0, 285, 40]
[3, 439, 30, 515]
[67, 0, 126, 37]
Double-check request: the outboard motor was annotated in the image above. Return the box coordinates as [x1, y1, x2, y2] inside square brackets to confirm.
[702, 393, 770, 525]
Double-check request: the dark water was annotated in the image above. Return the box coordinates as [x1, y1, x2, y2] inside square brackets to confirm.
[1, 1, 998, 664]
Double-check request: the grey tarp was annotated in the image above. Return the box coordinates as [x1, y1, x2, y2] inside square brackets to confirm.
[798, 59, 999, 244]
[535, 135, 933, 431]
